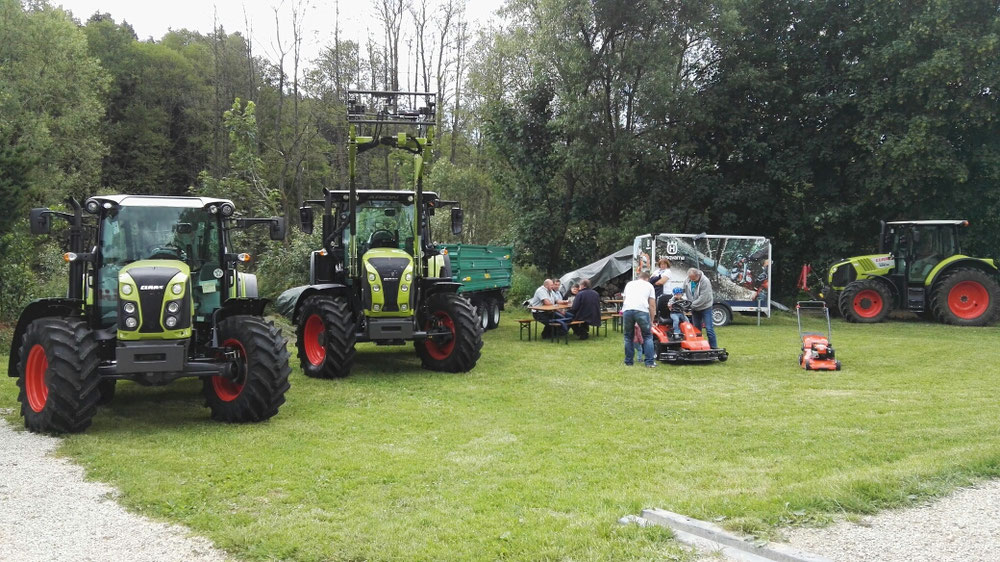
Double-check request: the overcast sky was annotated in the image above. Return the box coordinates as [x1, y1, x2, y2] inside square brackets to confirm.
[55, 0, 507, 73]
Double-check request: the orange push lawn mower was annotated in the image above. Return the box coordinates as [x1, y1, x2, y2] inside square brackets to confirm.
[796, 301, 841, 371]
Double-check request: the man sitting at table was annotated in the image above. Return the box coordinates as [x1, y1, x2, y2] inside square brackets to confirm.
[530, 279, 572, 338]
[568, 279, 601, 339]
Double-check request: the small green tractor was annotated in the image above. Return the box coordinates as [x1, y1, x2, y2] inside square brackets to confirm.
[278, 91, 482, 378]
[823, 220, 1000, 325]
[8, 195, 291, 433]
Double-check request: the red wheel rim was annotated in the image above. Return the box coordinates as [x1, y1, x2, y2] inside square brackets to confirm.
[303, 314, 326, 366]
[948, 281, 989, 320]
[25, 344, 48, 413]
[424, 311, 456, 360]
[212, 338, 246, 402]
[852, 289, 883, 318]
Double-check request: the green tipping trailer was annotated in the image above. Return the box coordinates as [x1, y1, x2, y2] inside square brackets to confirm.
[439, 244, 512, 331]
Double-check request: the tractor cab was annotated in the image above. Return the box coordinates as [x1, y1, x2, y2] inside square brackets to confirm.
[882, 220, 964, 286]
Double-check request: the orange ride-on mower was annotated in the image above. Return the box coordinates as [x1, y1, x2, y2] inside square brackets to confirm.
[797, 301, 841, 371]
[651, 298, 728, 364]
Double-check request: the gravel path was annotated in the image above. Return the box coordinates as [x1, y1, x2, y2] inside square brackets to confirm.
[0, 416, 228, 562]
[784, 480, 1000, 561]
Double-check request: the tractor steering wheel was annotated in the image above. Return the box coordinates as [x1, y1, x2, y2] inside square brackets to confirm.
[148, 244, 187, 261]
[368, 229, 397, 249]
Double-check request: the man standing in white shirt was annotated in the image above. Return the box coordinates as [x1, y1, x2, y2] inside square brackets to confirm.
[622, 271, 657, 367]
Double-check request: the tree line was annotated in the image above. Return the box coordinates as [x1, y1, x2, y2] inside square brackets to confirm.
[2, 0, 999, 322]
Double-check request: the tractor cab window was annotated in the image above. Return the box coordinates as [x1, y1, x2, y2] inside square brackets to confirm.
[97, 206, 220, 326]
[909, 226, 957, 283]
[349, 200, 416, 256]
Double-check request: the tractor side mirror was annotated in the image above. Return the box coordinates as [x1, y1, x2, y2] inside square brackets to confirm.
[451, 207, 464, 236]
[29, 208, 51, 235]
[299, 206, 314, 235]
[270, 217, 286, 241]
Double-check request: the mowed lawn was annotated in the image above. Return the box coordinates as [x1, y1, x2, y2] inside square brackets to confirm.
[4, 312, 1000, 560]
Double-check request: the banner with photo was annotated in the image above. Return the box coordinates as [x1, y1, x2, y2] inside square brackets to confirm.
[633, 234, 771, 313]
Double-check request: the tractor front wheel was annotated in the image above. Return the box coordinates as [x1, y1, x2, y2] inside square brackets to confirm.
[416, 293, 483, 372]
[204, 316, 291, 423]
[16, 317, 101, 433]
[296, 295, 356, 378]
[930, 267, 1000, 326]
[839, 280, 892, 323]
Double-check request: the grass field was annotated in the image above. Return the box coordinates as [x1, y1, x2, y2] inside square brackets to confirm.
[3, 311, 1000, 560]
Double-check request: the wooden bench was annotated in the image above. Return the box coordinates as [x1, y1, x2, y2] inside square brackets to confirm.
[518, 318, 534, 341]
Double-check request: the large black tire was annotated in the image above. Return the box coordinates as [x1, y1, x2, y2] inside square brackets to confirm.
[930, 267, 1000, 326]
[296, 295, 356, 378]
[16, 317, 101, 434]
[203, 316, 291, 423]
[486, 298, 501, 330]
[415, 292, 483, 372]
[839, 279, 892, 323]
[821, 287, 841, 318]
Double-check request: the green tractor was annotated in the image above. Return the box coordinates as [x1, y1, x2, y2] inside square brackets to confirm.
[824, 220, 1000, 325]
[278, 91, 482, 378]
[8, 195, 291, 433]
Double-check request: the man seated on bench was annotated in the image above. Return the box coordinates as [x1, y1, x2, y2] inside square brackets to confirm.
[567, 279, 601, 339]
[529, 279, 572, 338]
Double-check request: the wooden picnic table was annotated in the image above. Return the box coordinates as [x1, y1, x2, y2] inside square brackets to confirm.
[528, 304, 571, 340]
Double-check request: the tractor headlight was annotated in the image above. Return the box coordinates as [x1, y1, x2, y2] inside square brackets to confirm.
[401, 304, 408, 311]
[123, 302, 136, 314]
[404, 273, 412, 282]
[373, 285, 380, 292]
[165, 316, 178, 328]
[401, 285, 408, 292]
[167, 301, 180, 314]
[171, 284, 183, 295]
[124, 317, 138, 329]
[369, 273, 376, 282]
[121, 284, 133, 296]
[373, 304, 381, 311]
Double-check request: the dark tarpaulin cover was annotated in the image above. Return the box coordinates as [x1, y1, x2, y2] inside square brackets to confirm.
[557, 246, 634, 295]
[275, 285, 309, 320]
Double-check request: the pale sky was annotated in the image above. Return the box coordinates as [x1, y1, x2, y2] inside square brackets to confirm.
[55, 0, 507, 75]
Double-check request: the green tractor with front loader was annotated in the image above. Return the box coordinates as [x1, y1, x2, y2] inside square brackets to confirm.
[8, 195, 291, 433]
[278, 90, 482, 378]
[823, 220, 1000, 326]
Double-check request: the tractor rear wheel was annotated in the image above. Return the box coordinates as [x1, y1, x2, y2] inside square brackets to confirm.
[486, 298, 501, 330]
[296, 295, 356, 378]
[204, 316, 291, 423]
[839, 280, 892, 323]
[415, 292, 483, 372]
[16, 317, 101, 434]
[930, 267, 1000, 326]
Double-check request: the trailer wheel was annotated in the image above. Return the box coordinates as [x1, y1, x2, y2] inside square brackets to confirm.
[416, 293, 483, 372]
[930, 267, 1000, 326]
[16, 317, 101, 434]
[476, 301, 489, 331]
[711, 304, 732, 327]
[204, 316, 291, 423]
[486, 298, 501, 330]
[296, 295, 356, 378]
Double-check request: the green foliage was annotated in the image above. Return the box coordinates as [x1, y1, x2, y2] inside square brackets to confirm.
[509, 264, 545, 304]
[0, 221, 65, 323]
[254, 228, 320, 299]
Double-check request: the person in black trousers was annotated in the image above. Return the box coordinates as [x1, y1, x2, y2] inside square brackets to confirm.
[568, 279, 602, 339]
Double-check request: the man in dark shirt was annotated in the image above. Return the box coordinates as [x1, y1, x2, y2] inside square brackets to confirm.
[568, 279, 602, 339]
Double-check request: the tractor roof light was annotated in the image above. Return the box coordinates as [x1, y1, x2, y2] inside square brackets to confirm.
[85, 200, 100, 214]
[220, 203, 235, 217]
[209, 204, 218, 214]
